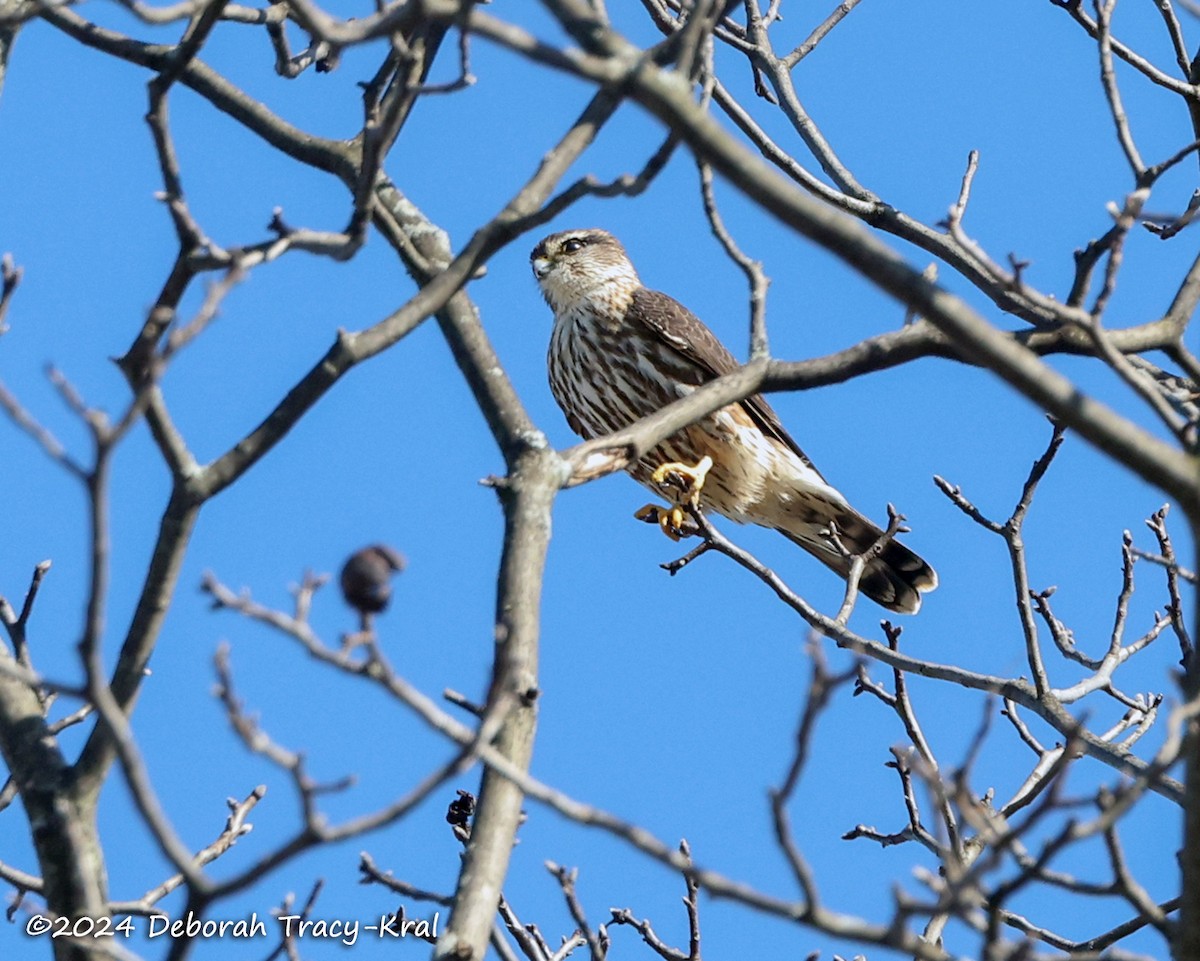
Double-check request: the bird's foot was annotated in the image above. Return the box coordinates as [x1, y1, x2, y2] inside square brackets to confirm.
[650, 456, 713, 508]
[635, 456, 713, 541]
[634, 502, 699, 541]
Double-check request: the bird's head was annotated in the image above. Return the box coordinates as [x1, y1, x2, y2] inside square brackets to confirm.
[530, 229, 640, 315]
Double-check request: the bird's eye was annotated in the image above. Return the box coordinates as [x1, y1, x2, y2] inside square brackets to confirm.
[562, 238, 586, 254]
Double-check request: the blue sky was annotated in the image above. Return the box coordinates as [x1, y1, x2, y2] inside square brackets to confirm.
[0, 2, 1195, 959]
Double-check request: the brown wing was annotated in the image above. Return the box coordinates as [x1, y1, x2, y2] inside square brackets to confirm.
[628, 287, 826, 480]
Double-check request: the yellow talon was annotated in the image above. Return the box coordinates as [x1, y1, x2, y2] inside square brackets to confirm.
[634, 456, 712, 542]
[650, 455, 713, 507]
[634, 503, 689, 541]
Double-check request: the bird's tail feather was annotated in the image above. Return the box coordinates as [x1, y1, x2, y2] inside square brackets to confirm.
[779, 505, 937, 615]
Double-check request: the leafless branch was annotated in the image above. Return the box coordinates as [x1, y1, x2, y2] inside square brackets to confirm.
[696, 159, 771, 359]
[1094, 0, 1145, 177]
[109, 786, 265, 916]
[783, 0, 864, 66]
[0, 252, 20, 333]
[547, 862, 606, 960]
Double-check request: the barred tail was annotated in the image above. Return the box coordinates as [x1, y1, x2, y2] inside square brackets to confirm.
[779, 506, 937, 615]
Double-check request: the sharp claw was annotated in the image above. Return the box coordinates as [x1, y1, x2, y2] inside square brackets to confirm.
[635, 504, 660, 523]
[633, 503, 697, 541]
[638, 456, 713, 543]
[650, 456, 713, 508]
[634, 503, 691, 541]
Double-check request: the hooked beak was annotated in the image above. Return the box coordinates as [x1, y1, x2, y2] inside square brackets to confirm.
[532, 256, 551, 280]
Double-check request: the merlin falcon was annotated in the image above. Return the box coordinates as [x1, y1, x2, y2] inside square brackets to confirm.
[531, 228, 937, 614]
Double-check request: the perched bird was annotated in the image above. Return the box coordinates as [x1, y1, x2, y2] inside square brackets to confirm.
[530, 228, 937, 614]
[339, 545, 406, 632]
